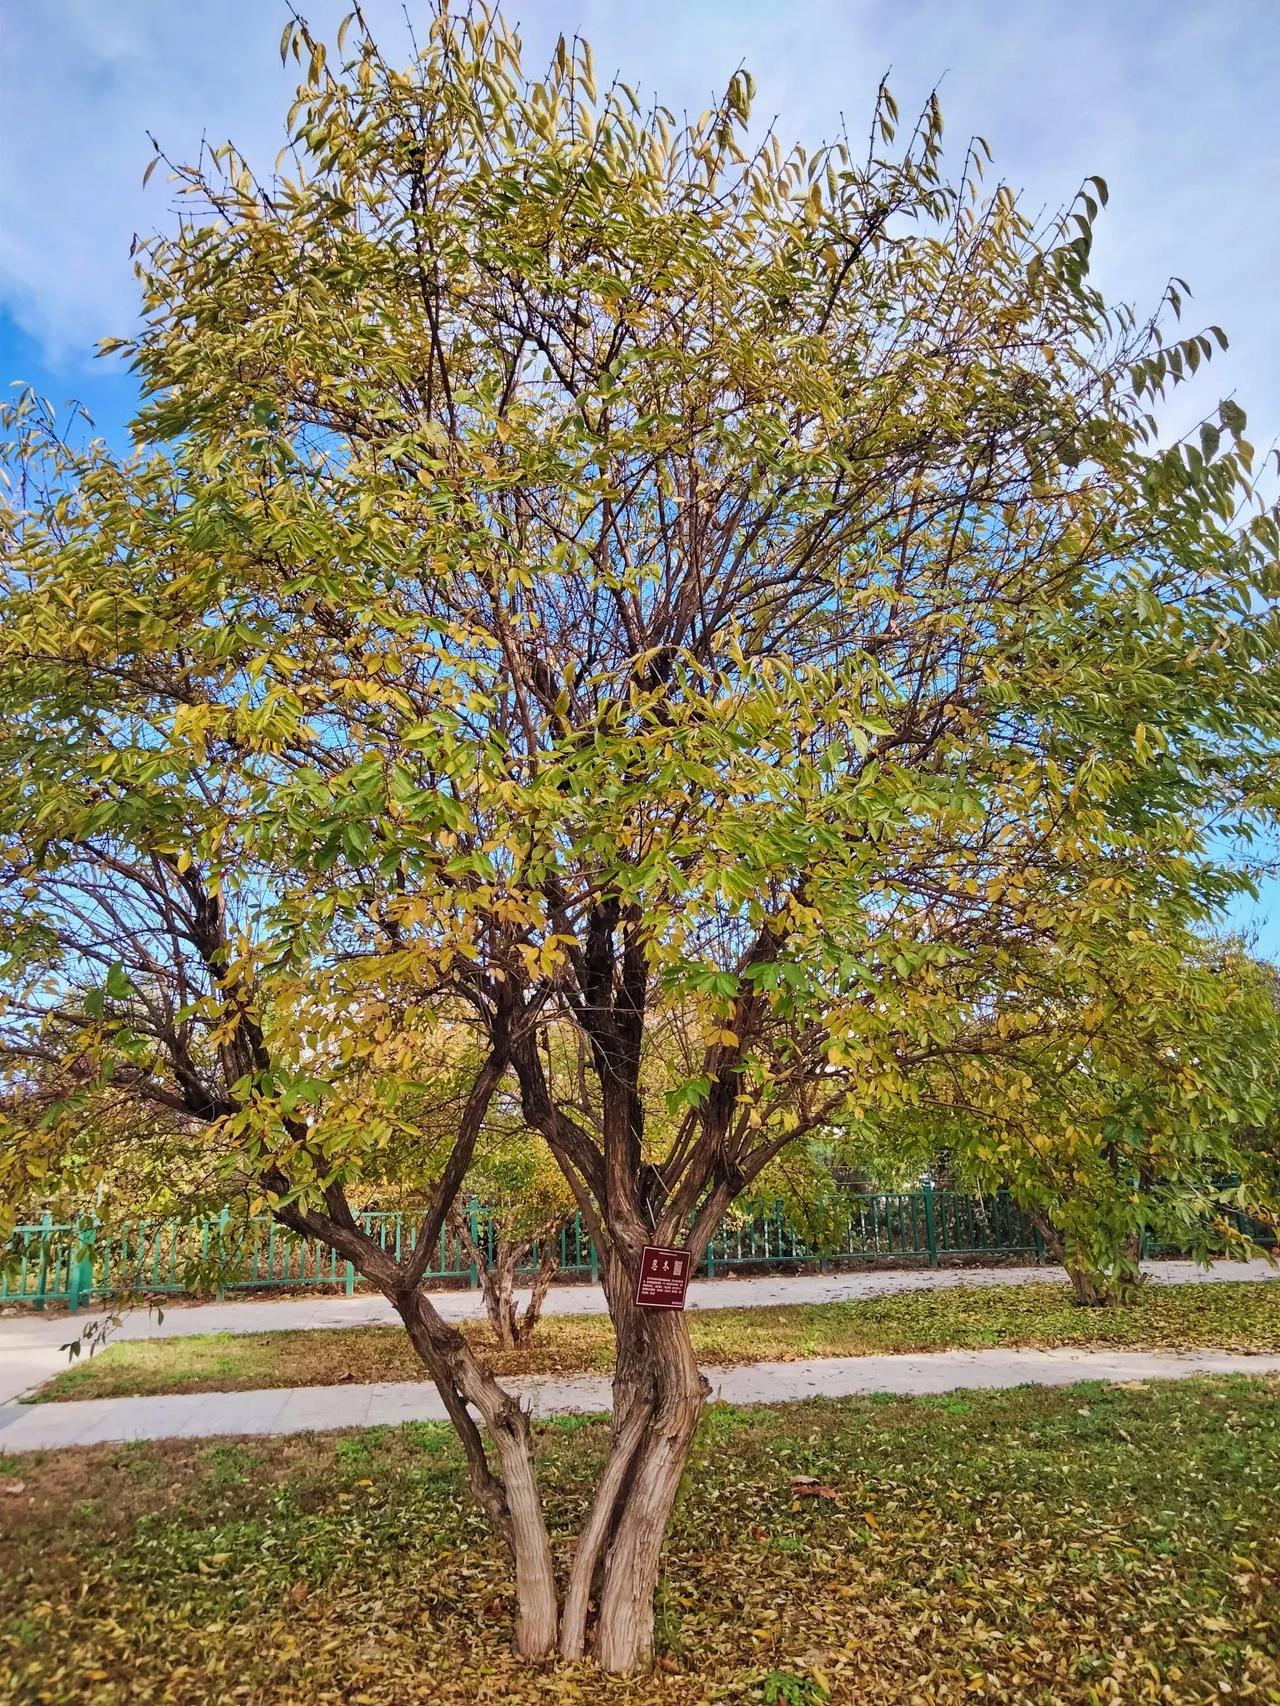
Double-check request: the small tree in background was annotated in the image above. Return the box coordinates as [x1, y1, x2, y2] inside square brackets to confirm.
[2, 5, 1279, 1673]
[447, 1107, 576, 1351]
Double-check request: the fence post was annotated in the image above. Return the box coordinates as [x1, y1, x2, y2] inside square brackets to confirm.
[344, 1259, 356, 1296]
[922, 1181, 938, 1268]
[34, 1211, 53, 1311]
[68, 1221, 96, 1315]
[83, 1223, 98, 1304]
[67, 1223, 81, 1316]
[215, 1206, 230, 1302]
[467, 1197, 481, 1289]
[587, 1213, 599, 1284]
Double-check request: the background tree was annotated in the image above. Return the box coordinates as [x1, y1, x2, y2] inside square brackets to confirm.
[1204, 950, 1280, 1240]
[2, 4, 1279, 1674]
[446, 1125, 575, 1351]
[884, 937, 1280, 1302]
[417, 1025, 579, 1350]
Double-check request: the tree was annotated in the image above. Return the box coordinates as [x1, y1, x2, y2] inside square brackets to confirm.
[445, 1078, 576, 1350]
[1201, 949, 1280, 1246]
[2, 4, 1278, 1674]
[884, 937, 1280, 1302]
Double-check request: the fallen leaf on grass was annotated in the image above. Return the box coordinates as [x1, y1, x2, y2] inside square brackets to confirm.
[2, 1480, 27, 1495]
[5, 1375, 1277, 1703]
[791, 1477, 839, 1500]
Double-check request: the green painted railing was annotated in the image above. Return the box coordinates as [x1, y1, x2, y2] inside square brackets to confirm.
[2, 1187, 1041, 1312]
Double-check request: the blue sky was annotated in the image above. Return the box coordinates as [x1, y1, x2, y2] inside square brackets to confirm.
[2, 0, 1277, 951]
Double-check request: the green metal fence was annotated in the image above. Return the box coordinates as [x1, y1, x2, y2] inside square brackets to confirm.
[2, 1187, 1040, 1312]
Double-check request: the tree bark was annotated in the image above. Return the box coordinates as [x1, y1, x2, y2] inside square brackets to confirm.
[516, 1239, 559, 1348]
[1028, 1210, 1145, 1307]
[558, 1350, 656, 1659]
[395, 1240, 705, 1671]
[1065, 1256, 1145, 1307]
[397, 1288, 559, 1658]
[448, 1210, 564, 1350]
[1065, 1260, 1109, 1306]
[489, 1244, 519, 1349]
[593, 1295, 706, 1673]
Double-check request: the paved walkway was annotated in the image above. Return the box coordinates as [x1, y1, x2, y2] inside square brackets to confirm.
[2, 1346, 1277, 1451]
[1, 1258, 1274, 1406]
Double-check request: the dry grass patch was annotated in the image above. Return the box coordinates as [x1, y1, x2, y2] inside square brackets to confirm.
[29, 1276, 1280, 1403]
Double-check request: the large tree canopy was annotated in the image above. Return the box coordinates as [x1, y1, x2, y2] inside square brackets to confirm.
[2, 3, 1279, 1673]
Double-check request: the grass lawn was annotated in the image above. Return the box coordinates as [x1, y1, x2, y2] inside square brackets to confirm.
[30, 1277, 1280, 1403]
[1, 1376, 1277, 1704]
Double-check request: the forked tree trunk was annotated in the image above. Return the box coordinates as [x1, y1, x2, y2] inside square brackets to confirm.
[396, 1268, 703, 1672]
[449, 1210, 564, 1349]
[517, 1241, 560, 1347]
[558, 1368, 656, 1660]
[397, 1268, 703, 1672]
[558, 1277, 707, 1672]
[595, 1307, 705, 1672]
[1064, 1261, 1110, 1306]
[322, 1195, 705, 1676]
[1065, 1256, 1145, 1307]
[1029, 1211, 1145, 1308]
[484, 1242, 522, 1348]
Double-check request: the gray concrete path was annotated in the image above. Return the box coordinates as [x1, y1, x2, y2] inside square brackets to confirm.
[1, 1257, 1274, 1405]
[2, 1346, 1277, 1452]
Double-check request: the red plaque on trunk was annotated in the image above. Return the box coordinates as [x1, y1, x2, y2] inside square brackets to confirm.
[634, 1244, 692, 1310]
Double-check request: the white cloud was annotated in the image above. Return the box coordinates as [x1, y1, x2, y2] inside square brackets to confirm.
[2, 0, 1276, 455]
[1, 0, 1275, 947]
[0, 0, 396, 360]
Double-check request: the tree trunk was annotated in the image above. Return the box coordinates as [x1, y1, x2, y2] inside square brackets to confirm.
[388, 1258, 701, 1673]
[514, 1238, 560, 1348]
[558, 1346, 656, 1659]
[397, 1288, 559, 1658]
[449, 1211, 563, 1351]
[490, 1246, 519, 1349]
[589, 1292, 706, 1674]
[397, 1244, 701, 1671]
[1066, 1255, 1145, 1307]
[1027, 1212, 1145, 1308]
[1065, 1260, 1109, 1306]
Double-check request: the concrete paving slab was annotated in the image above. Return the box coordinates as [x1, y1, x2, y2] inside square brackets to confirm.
[3, 1257, 1273, 1404]
[2, 1347, 1276, 1452]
